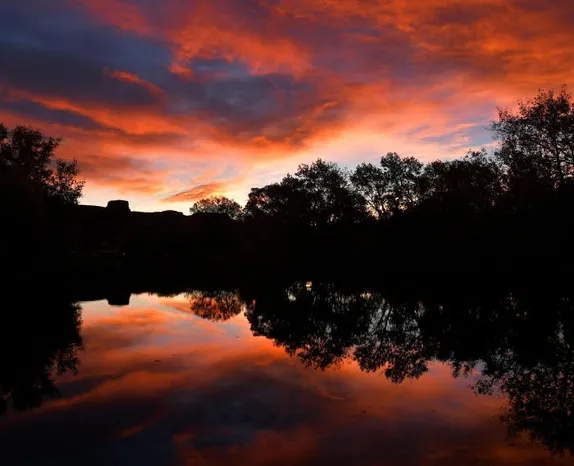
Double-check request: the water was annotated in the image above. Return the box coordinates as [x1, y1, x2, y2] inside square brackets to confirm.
[0, 286, 572, 465]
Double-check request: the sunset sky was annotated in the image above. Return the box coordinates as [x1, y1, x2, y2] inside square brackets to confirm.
[1, 1, 573, 212]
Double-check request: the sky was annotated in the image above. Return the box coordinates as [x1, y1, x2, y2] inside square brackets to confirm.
[1, 0, 573, 212]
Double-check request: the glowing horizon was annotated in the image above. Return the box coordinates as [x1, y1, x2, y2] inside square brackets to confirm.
[1, 0, 573, 212]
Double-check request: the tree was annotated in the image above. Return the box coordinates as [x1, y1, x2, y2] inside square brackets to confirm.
[491, 87, 574, 188]
[0, 124, 84, 205]
[350, 162, 387, 218]
[189, 195, 243, 220]
[416, 150, 503, 213]
[245, 175, 308, 223]
[351, 152, 423, 219]
[293, 159, 367, 226]
[245, 159, 367, 227]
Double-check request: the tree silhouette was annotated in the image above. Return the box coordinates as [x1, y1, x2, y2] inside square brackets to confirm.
[492, 87, 574, 188]
[293, 159, 367, 226]
[416, 150, 503, 213]
[351, 152, 424, 218]
[0, 124, 84, 206]
[0, 124, 85, 263]
[245, 175, 313, 227]
[189, 196, 243, 220]
[246, 159, 367, 227]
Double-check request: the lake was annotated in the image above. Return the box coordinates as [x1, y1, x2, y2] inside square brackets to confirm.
[0, 283, 572, 465]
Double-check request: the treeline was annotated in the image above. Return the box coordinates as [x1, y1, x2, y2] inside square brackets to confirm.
[2, 88, 574, 281]
[190, 88, 574, 279]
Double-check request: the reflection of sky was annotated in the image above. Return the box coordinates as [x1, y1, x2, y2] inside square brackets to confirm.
[0, 294, 570, 465]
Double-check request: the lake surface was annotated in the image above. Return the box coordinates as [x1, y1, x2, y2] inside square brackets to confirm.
[0, 287, 572, 465]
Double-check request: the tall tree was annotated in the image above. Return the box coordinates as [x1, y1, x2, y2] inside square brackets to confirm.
[0, 124, 84, 205]
[350, 162, 387, 218]
[492, 87, 574, 188]
[351, 152, 423, 219]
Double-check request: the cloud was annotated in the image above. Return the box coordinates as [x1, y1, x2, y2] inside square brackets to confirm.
[79, 154, 152, 179]
[106, 69, 166, 98]
[0, 42, 159, 109]
[162, 182, 230, 203]
[1, 0, 574, 210]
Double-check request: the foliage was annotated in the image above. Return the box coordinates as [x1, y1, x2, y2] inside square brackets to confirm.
[189, 195, 243, 220]
[0, 124, 84, 206]
[492, 87, 574, 188]
[351, 152, 424, 218]
[245, 159, 367, 226]
[416, 150, 503, 213]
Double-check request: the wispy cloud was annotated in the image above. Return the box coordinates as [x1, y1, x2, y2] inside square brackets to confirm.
[162, 182, 231, 203]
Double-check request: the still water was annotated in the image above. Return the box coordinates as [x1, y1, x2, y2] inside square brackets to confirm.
[0, 287, 572, 465]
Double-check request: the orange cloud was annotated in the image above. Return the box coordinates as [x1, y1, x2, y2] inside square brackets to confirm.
[4, 0, 574, 211]
[92, 308, 170, 327]
[162, 179, 245, 203]
[6, 87, 187, 136]
[75, 0, 153, 35]
[106, 69, 166, 98]
[78, 0, 311, 75]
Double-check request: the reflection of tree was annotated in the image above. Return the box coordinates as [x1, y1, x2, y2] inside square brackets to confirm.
[186, 290, 245, 322]
[474, 354, 574, 455]
[418, 286, 574, 455]
[501, 362, 574, 455]
[0, 292, 83, 414]
[242, 279, 574, 455]
[246, 282, 431, 378]
[465, 290, 574, 455]
[354, 298, 429, 382]
[247, 282, 379, 368]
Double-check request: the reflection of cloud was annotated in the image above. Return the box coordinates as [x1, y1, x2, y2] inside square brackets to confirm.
[92, 308, 170, 328]
[0, 295, 566, 465]
[1, 0, 574, 210]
